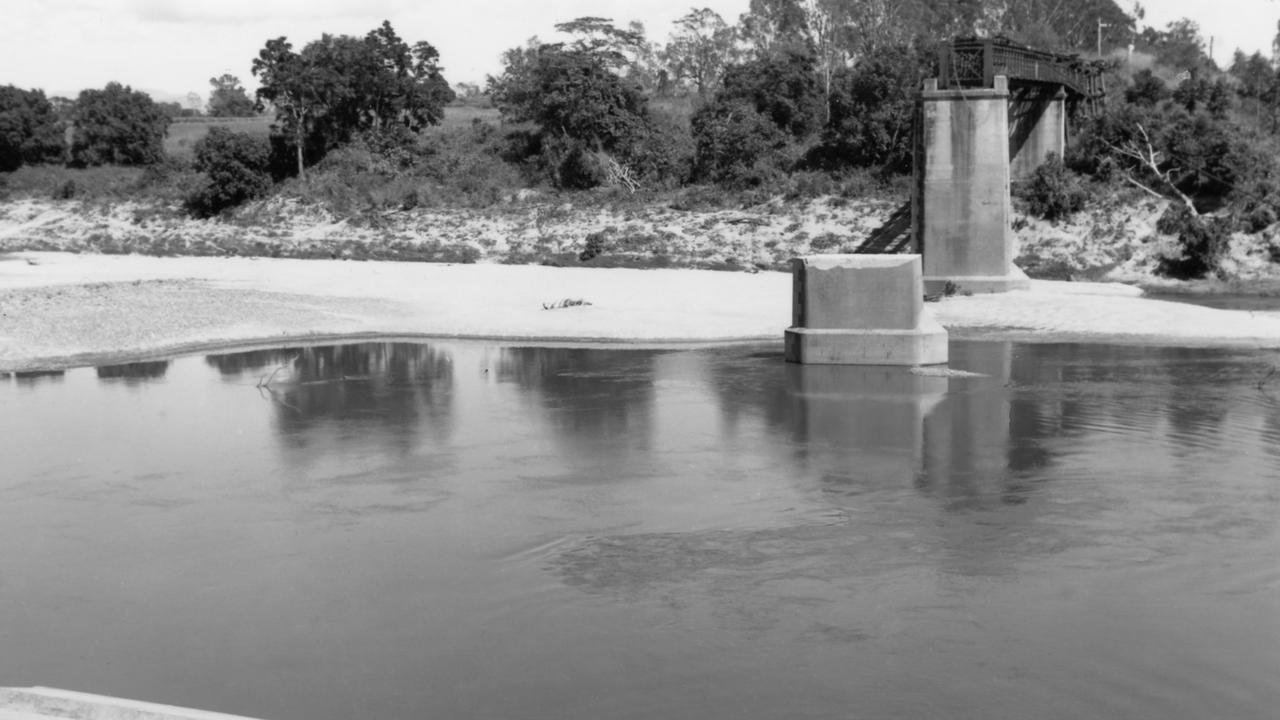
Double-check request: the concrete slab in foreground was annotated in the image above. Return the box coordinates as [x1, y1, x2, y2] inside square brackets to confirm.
[0, 688, 265, 720]
[785, 254, 948, 366]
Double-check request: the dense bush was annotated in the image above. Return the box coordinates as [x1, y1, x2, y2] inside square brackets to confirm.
[490, 45, 646, 190]
[489, 42, 692, 190]
[805, 44, 934, 174]
[1070, 101, 1241, 204]
[1155, 204, 1232, 279]
[716, 50, 823, 138]
[1015, 153, 1089, 220]
[0, 85, 64, 171]
[1171, 75, 1232, 117]
[613, 108, 695, 188]
[415, 122, 526, 206]
[551, 139, 610, 190]
[690, 99, 788, 186]
[1124, 69, 1171, 107]
[185, 127, 272, 217]
[69, 83, 170, 166]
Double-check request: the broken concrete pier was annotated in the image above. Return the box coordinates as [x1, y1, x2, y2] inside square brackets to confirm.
[784, 254, 948, 366]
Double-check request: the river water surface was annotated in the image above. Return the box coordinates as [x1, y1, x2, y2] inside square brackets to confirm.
[2, 340, 1278, 720]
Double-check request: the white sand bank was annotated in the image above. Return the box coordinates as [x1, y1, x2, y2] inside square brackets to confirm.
[2, 251, 1279, 372]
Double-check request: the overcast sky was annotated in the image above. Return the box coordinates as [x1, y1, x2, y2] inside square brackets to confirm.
[1, 0, 1276, 102]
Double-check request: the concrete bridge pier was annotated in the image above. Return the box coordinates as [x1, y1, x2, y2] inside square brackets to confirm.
[1009, 86, 1067, 180]
[913, 75, 1031, 294]
[784, 254, 948, 366]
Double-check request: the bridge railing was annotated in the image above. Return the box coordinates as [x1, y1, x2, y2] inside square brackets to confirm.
[937, 37, 1104, 102]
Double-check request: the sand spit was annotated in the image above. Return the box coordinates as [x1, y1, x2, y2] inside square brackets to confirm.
[3, 251, 1280, 372]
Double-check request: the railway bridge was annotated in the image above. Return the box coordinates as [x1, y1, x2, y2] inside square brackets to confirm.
[861, 37, 1107, 294]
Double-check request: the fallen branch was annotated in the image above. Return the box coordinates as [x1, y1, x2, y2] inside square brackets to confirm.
[605, 157, 640, 193]
[542, 298, 593, 310]
[256, 365, 285, 389]
[255, 354, 299, 389]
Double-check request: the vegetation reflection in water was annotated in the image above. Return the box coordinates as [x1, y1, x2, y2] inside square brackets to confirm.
[1, 340, 1277, 720]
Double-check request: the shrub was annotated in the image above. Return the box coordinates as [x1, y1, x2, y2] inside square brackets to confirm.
[1155, 204, 1232, 279]
[554, 141, 608, 190]
[579, 231, 607, 261]
[1015, 153, 1089, 220]
[185, 127, 272, 217]
[53, 179, 76, 200]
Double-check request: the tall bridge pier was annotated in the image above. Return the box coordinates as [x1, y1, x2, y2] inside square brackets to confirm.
[906, 37, 1101, 294]
[914, 75, 1030, 294]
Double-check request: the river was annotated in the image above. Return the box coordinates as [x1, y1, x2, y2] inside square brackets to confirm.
[2, 340, 1277, 720]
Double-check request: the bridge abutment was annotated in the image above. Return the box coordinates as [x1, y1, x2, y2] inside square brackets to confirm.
[913, 76, 1030, 294]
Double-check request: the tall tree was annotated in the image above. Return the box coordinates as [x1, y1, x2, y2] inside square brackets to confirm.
[554, 17, 647, 72]
[737, 0, 812, 59]
[1139, 18, 1211, 71]
[207, 74, 256, 117]
[251, 37, 327, 179]
[252, 21, 454, 179]
[487, 33, 681, 188]
[489, 44, 646, 152]
[987, 0, 1134, 52]
[1230, 51, 1276, 123]
[662, 8, 738, 98]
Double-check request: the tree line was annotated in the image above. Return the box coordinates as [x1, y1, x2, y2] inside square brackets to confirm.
[4, 0, 1280, 256]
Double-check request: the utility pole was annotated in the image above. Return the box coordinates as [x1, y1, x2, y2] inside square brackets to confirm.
[1097, 17, 1111, 57]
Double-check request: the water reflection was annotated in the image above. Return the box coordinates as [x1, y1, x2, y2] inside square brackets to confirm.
[13, 369, 64, 385]
[207, 343, 456, 454]
[495, 347, 657, 460]
[920, 342, 1028, 509]
[785, 363, 947, 489]
[204, 349, 294, 378]
[96, 360, 169, 383]
[5, 339, 1280, 720]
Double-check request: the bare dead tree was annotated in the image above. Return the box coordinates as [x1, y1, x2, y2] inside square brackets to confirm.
[1101, 123, 1199, 215]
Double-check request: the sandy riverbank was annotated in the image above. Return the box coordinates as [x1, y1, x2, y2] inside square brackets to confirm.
[3, 251, 1280, 372]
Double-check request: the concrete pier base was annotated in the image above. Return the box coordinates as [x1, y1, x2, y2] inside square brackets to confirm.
[924, 266, 1030, 296]
[784, 254, 948, 366]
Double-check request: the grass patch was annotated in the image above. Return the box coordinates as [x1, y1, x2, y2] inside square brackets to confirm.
[165, 117, 274, 159]
[0, 164, 200, 204]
